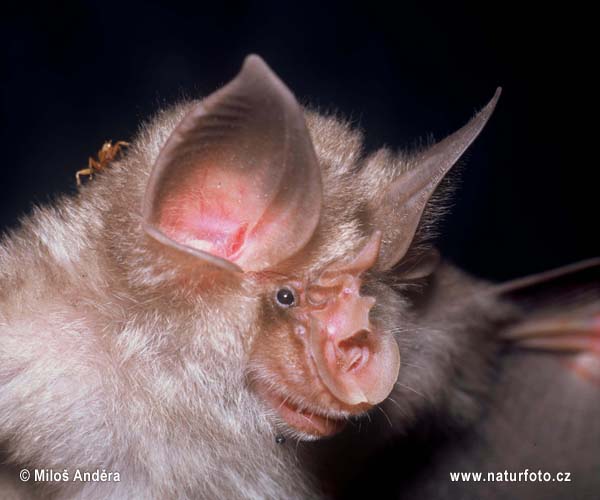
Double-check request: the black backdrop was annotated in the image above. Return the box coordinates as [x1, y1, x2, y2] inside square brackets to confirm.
[1, 1, 597, 280]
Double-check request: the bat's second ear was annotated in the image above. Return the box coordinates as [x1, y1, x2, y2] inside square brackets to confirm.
[142, 55, 323, 273]
[372, 89, 501, 271]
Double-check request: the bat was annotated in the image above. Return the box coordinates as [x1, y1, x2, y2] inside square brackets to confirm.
[0, 55, 597, 499]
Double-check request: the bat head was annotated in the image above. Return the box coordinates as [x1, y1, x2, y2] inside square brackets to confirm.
[101, 55, 499, 439]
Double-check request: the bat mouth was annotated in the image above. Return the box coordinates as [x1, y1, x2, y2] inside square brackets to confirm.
[253, 381, 348, 438]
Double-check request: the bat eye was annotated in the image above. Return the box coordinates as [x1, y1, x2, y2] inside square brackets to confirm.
[275, 287, 296, 308]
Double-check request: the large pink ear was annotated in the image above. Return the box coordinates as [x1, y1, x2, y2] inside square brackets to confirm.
[373, 89, 501, 271]
[142, 55, 323, 273]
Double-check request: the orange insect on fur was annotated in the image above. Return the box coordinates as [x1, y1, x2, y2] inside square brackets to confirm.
[76, 140, 129, 186]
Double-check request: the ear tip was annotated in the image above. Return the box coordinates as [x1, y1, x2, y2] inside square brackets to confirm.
[236, 54, 306, 127]
[239, 54, 296, 101]
[243, 54, 267, 69]
[241, 54, 276, 80]
[485, 86, 502, 109]
[476, 86, 502, 122]
[493, 87, 503, 103]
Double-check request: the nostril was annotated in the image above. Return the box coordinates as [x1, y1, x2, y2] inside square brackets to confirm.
[337, 330, 371, 372]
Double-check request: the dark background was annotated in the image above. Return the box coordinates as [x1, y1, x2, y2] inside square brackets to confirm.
[0, 1, 597, 281]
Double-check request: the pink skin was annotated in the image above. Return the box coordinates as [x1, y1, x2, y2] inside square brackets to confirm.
[299, 232, 400, 407]
[561, 314, 600, 384]
[515, 314, 600, 353]
[157, 168, 257, 261]
[157, 186, 401, 435]
[253, 383, 347, 437]
[255, 233, 401, 436]
[511, 313, 600, 385]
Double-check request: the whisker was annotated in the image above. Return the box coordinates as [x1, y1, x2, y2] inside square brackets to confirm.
[278, 395, 291, 411]
[397, 361, 425, 370]
[385, 396, 409, 417]
[377, 406, 393, 429]
[395, 381, 427, 400]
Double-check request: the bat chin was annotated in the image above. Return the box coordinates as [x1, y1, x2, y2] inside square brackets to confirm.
[276, 395, 347, 439]
[253, 381, 348, 438]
